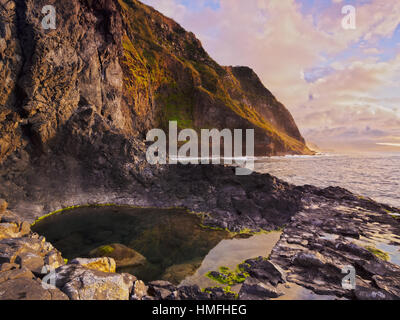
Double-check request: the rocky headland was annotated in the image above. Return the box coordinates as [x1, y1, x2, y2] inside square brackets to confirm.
[0, 0, 313, 220]
[0, 0, 400, 300]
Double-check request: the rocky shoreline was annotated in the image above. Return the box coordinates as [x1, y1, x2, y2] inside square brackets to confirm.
[1, 179, 399, 300]
[270, 186, 400, 300]
[1, 0, 399, 301]
[0, 199, 248, 300]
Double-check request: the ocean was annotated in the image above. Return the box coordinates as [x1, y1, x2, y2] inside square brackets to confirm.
[254, 152, 400, 208]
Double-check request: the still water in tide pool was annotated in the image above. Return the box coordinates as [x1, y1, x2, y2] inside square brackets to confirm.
[32, 207, 351, 299]
[31, 206, 282, 289]
[255, 152, 400, 208]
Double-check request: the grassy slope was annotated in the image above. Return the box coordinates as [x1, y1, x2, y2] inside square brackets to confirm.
[118, 0, 312, 155]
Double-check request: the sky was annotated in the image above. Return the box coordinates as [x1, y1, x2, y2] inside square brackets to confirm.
[142, 0, 400, 152]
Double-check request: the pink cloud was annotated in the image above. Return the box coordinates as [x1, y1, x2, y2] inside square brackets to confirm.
[141, 0, 400, 150]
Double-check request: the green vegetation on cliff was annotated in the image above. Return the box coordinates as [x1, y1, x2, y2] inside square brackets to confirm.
[117, 0, 312, 156]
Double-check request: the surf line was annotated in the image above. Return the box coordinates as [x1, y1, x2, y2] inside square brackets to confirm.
[146, 121, 255, 175]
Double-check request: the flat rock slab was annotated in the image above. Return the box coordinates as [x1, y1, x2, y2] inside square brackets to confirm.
[0, 278, 68, 300]
[239, 277, 283, 300]
[239, 256, 285, 286]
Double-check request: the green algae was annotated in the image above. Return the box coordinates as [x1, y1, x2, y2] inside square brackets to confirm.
[203, 286, 239, 299]
[206, 265, 250, 286]
[97, 245, 115, 255]
[365, 246, 390, 261]
[223, 286, 239, 299]
[31, 204, 190, 227]
[198, 221, 283, 238]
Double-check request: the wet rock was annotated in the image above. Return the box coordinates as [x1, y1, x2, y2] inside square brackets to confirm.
[148, 286, 176, 300]
[0, 210, 20, 224]
[89, 243, 146, 268]
[177, 285, 210, 300]
[239, 257, 285, 286]
[355, 285, 396, 300]
[145, 282, 212, 300]
[0, 223, 24, 240]
[70, 257, 116, 273]
[372, 275, 400, 298]
[292, 252, 326, 269]
[335, 227, 360, 239]
[270, 188, 400, 300]
[336, 243, 375, 260]
[0, 210, 21, 223]
[238, 277, 283, 300]
[54, 264, 136, 300]
[204, 287, 237, 300]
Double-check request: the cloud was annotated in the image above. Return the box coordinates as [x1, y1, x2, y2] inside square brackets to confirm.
[363, 47, 383, 55]
[143, 0, 187, 20]
[376, 143, 400, 147]
[298, 54, 400, 137]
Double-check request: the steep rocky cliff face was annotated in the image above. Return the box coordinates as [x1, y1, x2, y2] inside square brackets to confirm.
[0, 0, 151, 215]
[0, 0, 311, 162]
[118, 0, 311, 155]
[0, 0, 311, 215]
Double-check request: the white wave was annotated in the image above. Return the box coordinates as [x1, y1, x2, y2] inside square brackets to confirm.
[376, 143, 400, 147]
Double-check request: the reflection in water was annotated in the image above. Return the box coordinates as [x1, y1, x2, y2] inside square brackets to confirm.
[180, 232, 282, 290]
[376, 242, 400, 265]
[32, 206, 284, 287]
[348, 234, 400, 266]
